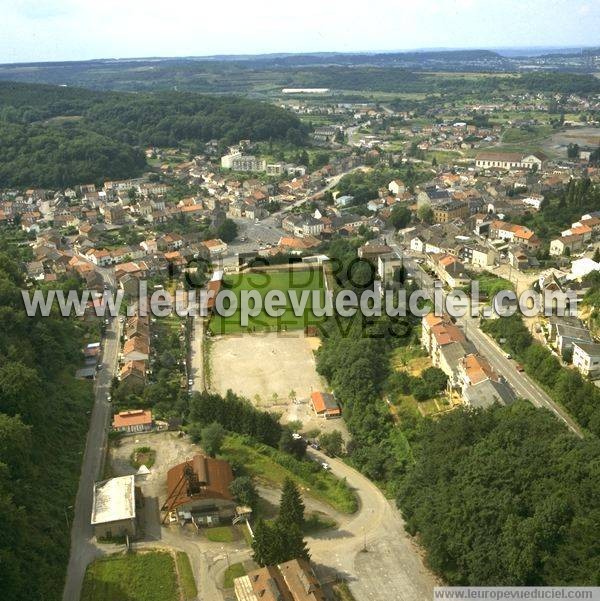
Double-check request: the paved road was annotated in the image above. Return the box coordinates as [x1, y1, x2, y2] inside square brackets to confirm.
[306, 449, 437, 601]
[62, 267, 121, 601]
[224, 167, 366, 259]
[394, 248, 583, 438]
[178, 450, 438, 601]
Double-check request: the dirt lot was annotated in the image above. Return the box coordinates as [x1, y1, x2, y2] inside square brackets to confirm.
[544, 126, 600, 157]
[209, 331, 346, 436]
[107, 431, 200, 539]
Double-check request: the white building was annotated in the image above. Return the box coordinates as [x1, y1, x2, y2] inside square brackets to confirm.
[572, 342, 600, 378]
[569, 258, 600, 280]
[221, 152, 266, 172]
[91, 475, 136, 539]
[522, 194, 544, 210]
[388, 179, 406, 196]
[470, 245, 495, 268]
[475, 152, 546, 171]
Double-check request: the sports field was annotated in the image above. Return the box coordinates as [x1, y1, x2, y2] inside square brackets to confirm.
[209, 268, 325, 334]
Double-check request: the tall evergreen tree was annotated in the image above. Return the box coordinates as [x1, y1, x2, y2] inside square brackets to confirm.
[252, 519, 278, 567]
[277, 522, 310, 563]
[278, 478, 305, 529]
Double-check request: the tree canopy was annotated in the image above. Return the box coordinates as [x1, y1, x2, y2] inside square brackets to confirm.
[0, 81, 308, 188]
[0, 252, 94, 601]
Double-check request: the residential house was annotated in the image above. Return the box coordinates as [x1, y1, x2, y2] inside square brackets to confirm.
[549, 234, 585, 256]
[234, 559, 325, 601]
[458, 354, 515, 408]
[282, 214, 324, 238]
[357, 242, 392, 261]
[431, 254, 470, 288]
[104, 204, 126, 225]
[310, 392, 341, 419]
[555, 323, 593, 356]
[489, 220, 539, 250]
[470, 245, 495, 268]
[119, 361, 146, 392]
[388, 179, 406, 196]
[122, 336, 150, 362]
[572, 342, 600, 378]
[86, 248, 113, 267]
[112, 409, 153, 433]
[202, 239, 228, 257]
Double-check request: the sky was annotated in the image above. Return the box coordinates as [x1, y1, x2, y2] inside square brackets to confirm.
[1, 0, 599, 64]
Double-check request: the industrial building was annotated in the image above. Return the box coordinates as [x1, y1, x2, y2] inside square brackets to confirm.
[91, 475, 137, 539]
[162, 454, 235, 525]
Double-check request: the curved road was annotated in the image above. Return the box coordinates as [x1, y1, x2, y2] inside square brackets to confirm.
[305, 448, 437, 601]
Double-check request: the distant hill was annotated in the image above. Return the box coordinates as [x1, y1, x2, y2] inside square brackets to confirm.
[0, 50, 597, 97]
[0, 81, 307, 188]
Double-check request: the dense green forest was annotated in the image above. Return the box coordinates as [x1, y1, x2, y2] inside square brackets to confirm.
[0, 81, 308, 187]
[0, 251, 94, 601]
[399, 403, 600, 585]
[315, 236, 600, 585]
[0, 121, 147, 188]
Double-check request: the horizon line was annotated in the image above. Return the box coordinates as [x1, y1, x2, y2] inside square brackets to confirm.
[0, 44, 597, 68]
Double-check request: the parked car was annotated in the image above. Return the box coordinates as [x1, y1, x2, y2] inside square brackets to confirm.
[292, 433, 303, 440]
[106, 394, 112, 403]
[516, 363, 525, 372]
[310, 441, 320, 450]
[321, 462, 331, 471]
[505, 353, 512, 360]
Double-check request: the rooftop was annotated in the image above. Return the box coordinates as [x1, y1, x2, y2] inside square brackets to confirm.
[166, 454, 234, 510]
[91, 475, 136, 525]
[112, 409, 152, 428]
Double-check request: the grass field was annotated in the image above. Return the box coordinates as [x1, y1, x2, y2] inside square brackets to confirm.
[175, 552, 197, 601]
[81, 552, 180, 601]
[205, 526, 235, 542]
[209, 269, 325, 335]
[221, 434, 357, 514]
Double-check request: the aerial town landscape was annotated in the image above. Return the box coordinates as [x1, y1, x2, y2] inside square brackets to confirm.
[1, 2, 600, 601]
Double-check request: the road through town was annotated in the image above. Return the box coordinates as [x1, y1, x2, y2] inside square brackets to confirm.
[62, 267, 121, 601]
[395, 249, 583, 438]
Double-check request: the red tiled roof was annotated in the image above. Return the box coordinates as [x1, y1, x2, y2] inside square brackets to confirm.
[112, 409, 152, 429]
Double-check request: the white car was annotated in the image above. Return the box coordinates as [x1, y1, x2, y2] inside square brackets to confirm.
[292, 433, 302, 440]
[188, 379, 194, 386]
[321, 462, 331, 471]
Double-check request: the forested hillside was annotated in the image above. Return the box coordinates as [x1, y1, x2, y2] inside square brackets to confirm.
[0, 251, 94, 601]
[0, 81, 308, 187]
[399, 404, 600, 585]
